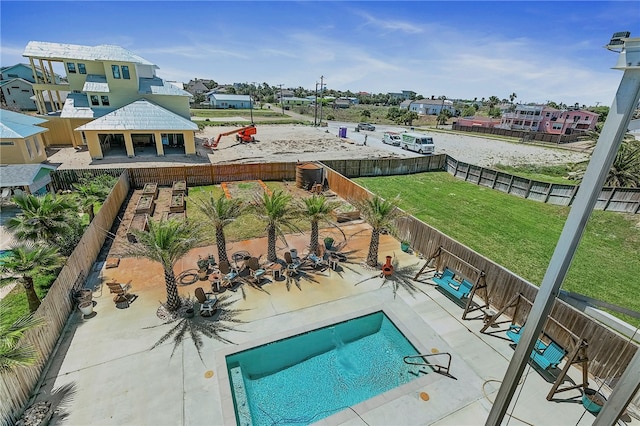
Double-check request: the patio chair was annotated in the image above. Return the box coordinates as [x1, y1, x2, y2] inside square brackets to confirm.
[106, 280, 136, 307]
[246, 257, 266, 284]
[218, 260, 240, 290]
[306, 253, 328, 269]
[284, 251, 301, 275]
[194, 287, 218, 317]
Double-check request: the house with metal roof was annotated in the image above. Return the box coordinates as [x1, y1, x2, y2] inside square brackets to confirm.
[0, 109, 49, 164]
[0, 163, 57, 195]
[206, 93, 252, 109]
[0, 78, 37, 111]
[75, 99, 198, 159]
[21, 41, 196, 158]
[1, 63, 41, 84]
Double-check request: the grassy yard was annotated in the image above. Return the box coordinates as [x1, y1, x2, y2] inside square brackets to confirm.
[494, 163, 584, 185]
[186, 182, 311, 244]
[355, 172, 640, 325]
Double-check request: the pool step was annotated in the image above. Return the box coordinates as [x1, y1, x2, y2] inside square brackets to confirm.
[230, 366, 253, 426]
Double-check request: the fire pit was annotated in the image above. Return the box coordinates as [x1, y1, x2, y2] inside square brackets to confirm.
[381, 255, 394, 276]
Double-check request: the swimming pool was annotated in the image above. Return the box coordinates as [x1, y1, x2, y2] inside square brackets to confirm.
[226, 311, 421, 425]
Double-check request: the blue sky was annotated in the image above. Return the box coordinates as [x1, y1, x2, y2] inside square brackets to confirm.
[1, 1, 639, 106]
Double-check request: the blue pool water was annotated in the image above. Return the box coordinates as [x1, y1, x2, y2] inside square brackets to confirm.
[226, 311, 420, 425]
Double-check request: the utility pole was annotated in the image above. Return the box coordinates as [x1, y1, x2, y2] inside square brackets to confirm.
[278, 84, 284, 115]
[314, 81, 319, 126]
[249, 82, 255, 124]
[319, 75, 325, 125]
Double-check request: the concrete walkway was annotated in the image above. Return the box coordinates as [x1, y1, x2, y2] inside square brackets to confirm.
[31, 226, 637, 425]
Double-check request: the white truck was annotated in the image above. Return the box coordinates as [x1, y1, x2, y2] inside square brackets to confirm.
[400, 132, 435, 154]
[382, 132, 401, 146]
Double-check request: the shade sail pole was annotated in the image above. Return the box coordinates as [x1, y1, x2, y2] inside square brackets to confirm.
[486, 52, 640, 424]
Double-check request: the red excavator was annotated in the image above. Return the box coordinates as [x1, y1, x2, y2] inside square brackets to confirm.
[204, 124, 257, 149]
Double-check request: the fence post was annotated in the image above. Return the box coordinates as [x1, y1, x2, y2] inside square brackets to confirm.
[603, 187, 616, 211]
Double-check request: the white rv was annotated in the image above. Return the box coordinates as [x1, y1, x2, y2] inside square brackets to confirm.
[400, 132, 434, 154]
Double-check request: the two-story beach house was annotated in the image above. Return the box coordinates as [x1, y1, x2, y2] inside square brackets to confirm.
[22, 41, 198, 159]
[498, 104, 599, 135]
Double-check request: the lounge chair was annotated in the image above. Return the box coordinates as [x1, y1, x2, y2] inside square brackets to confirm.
[194, 287, 218, 317]
[218, 260, 239, 290]
[106, 280, 136, 307]
[245, 257, 267, 284]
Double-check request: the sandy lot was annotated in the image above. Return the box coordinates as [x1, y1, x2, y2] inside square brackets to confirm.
[48, 124, 590, 169]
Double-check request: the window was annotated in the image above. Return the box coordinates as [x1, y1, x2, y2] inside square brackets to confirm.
[101, 95, 110, 106]
[67, 62, 76, 73]
[552, 123, 563, 130]
[90, 95, 99, 106]
[78, 63, 86, 74]
[121, 65, 130, 79]
[112, 65, 121, 79]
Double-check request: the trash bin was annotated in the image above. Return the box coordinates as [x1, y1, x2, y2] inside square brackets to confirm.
[339, 127, 347, 138]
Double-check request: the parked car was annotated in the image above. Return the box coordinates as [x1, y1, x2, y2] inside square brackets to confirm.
[382, 132, 401, 146]
[357, 123, 375, 131]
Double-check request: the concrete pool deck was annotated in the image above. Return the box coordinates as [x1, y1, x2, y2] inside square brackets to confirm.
[31, 224, 637, 425]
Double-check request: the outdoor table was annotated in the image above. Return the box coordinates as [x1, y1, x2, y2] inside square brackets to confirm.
[231, 251, 251, 269]
[267, 263, 283, 280]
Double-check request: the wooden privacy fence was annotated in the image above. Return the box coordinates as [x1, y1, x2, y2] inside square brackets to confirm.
[446, 156, 640, 214]
[0, 171, 130, 425]
[322, 164, 638, 390]
[452, 123, 580, 144]
[322, 155, 446, 178]
[50, 168, 126, 191]
[126, 163, 297, 188]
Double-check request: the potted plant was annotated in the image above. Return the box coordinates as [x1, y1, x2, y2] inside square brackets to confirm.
[78, 301, 93, 316]
[400, 240, 411, 252]
[582, 388, 606, 414]
[324, 237, 334, 250]
[197, 257, 209, 280]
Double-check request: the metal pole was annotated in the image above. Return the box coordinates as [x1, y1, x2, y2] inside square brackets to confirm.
[249, 83, 254, 124]
[279, 84, 284, 115]
[314, 82, 319, 126]
[319, 75, 324, 125]
[593, 347, 640, 426]
[486, 68, 640, 425]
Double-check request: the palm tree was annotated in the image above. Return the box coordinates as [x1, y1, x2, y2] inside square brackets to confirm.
[353, 196, 405, 267]
[193, 194, 243, 264]
[605, 140, 640, 187]
[126, 218, 204, 312]
[354, 254, 421, 298]
[146, 294, 246, 361]
[0, 313, 45, 372]
[252, 190, 298, 263]
[0, 244, 63, 312]
[301, 195, 340, 255]
[7, 193, 76, 246]
[72, 177, 113, 222]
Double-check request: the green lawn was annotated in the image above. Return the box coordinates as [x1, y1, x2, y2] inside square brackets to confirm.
[355, 172, 640, 325]
[0, 272, 58, 327]
[494, 163, 584, 185]
[186, 182, 310, 244]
